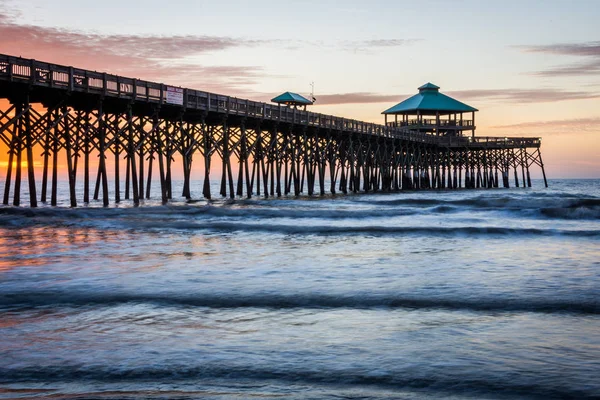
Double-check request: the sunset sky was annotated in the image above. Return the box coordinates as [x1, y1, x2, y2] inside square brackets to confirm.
[0, 0, 599, 178]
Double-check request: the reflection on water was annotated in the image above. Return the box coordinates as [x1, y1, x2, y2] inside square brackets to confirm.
[0, 180, 599, 399]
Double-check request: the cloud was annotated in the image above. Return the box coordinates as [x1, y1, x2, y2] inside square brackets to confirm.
[533, 60, 600, 77]
[341, 39, 420, 53]
[0, 11, 267, 93]
[519, 42, 600, 58]
[0, 3, 419, 93]
[491, 117, 600, 134]
[446, 88, 600, 103]
[0, 1, 249, 58]
[361, 39, 419, 48]
[517, 41, 600, 76]
[313, 92, 401, 105]
[293, 87, 599, 107]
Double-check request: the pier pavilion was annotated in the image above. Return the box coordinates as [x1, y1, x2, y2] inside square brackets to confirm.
[383, 83, 477, 138]
[271, 92, 314, 111]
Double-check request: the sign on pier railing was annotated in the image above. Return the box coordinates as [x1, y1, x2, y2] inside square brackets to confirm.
[166, 86, 184, 105]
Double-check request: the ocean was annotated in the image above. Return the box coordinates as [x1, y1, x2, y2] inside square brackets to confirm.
[0, 179, 599, 399]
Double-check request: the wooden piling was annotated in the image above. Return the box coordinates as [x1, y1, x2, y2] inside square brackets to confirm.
[3, 106, 17, 206]
[98, 102, 109, 207]
[63, 106, 77, 207]
[12, 103, 22, 207]
[127, 107, 139, 205]
[114, 114, 121, 203]
[40, 109, 51, 203]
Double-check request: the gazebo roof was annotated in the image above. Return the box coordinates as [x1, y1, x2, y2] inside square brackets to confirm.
[382, 83, 478, 115]
[271, 92, 313, 106]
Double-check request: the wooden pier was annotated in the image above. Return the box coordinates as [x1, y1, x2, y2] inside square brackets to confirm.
[0, 54, 547, 207]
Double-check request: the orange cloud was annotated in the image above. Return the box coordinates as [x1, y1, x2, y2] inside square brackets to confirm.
[312, 93, 400, 105]
[278, 88, 599, 107]
[0, 12, 267, 93]
[446, 88, 599, 103]
[491, 117, 600, 135]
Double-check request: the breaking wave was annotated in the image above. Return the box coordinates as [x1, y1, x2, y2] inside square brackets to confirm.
[361, 196, 600, 218]
[1, 291, 598, 315]
[2, 192, 599, 227]
[150, 222, 599, 237]
[1, 205, 599, 236]
[0, 363, 595, 399]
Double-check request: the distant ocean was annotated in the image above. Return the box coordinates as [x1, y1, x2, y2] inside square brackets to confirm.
[1, 179, 599, 399]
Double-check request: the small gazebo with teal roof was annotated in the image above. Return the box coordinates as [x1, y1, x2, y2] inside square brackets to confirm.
[271, 92, 314, 110]
[382, 83, 478, 137]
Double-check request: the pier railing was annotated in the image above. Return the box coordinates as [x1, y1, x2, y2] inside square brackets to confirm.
[387, 119, 475, 128]
[437, 136, 541, 148]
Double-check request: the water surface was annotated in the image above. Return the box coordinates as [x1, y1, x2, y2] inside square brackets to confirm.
[1, 179, 599, 399]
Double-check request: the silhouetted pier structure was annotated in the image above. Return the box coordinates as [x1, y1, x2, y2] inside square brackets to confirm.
[0, 54, 547, 207]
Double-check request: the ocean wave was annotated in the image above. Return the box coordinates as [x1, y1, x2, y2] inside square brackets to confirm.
[192, 206, 419, 219]
[540, 206, 600, 220]
[363, 195, 600, 214]
[0, 363, 594, 399]
[136, 221, 600, 238]
[1, 208, 598, 237]
[1, 194, 599, 228]
[0, 204, 416, 221]
[1, 291, 598, 315]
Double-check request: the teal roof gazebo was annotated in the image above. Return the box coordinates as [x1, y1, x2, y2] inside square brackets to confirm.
[271, 92, 314, 110]
[382, 83, 478, 137]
